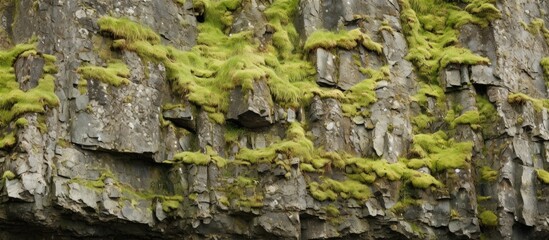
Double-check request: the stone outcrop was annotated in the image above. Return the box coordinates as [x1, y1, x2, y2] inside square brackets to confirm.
[1, 0, 549, 239]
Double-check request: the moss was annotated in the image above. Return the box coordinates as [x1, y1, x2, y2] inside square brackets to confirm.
[480, 166, 498, 182]
[236, 122, 313, 164]
[524, 18, 549, 45]
[341, 66, 390, 117]
[309, 178, 371, 201]
[0, 44, 59, 142]
[77, 61, 130, 87]
[508, 93, 549, 112]
[412, 114, 434, 130]
[541, 57, 549, 85]
[169, 146, 227, 168]
[391, 197, 422, 213]
[2, 170, 15, 180]
[324, 204, 340, 217]
[161, 199, 182, 212]
[409, 131, 474, 172]
[477, 196, 492, 202]
[450, 110, 480, 128]
[536, 169, 549, 184]
[304, 29, 383, 54]
[97, 16, 160, 44]
[479, 210, 498, 226]
[399, 0, 497, 82]
[98, 1, 317, 116]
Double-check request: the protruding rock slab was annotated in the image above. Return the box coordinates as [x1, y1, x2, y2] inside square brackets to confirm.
[162, 104, 195, 131]
[228, 80, 274, 128]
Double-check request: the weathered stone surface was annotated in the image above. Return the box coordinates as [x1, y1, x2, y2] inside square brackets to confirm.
[3, 0, 549, 239]
[316, 48, 337, 86]
[227, 80, 274, 128]
[162, 104, 195, 131]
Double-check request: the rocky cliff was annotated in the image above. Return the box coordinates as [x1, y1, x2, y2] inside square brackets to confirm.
[1, 0, 549, 239]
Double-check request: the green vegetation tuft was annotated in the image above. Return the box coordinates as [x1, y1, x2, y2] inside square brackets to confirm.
[97, 16, 161, 43]
[2, 170, 15, 180]
[508, 93, 549, 112]
[309, 178, 371, 201]
[450, 110, 480, 129]
[0, 43, 59, 149]
[97, 0, 320, 120]
[541, 57, 549, 85]
[168, 146, 228, 168]
[77, 61, 131, 87]
[480, 166, 498, 182]
[536, 169, 549, 184]
[479, 210, 498, 226]
[341, 66, 390, 117]
[399, 0, 497, 82]
[304, 29, 383, 54]
[408, 131, 473, 172]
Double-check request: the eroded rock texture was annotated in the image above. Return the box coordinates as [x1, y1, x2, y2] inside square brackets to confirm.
[1, 0, 549, 239]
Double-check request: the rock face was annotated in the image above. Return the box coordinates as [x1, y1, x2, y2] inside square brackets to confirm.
[1, 0, 549, 239]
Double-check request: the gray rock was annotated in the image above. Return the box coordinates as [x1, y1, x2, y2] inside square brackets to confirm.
[227, 80, 274, 128]
[316, 48, 337, 86]
[162, 104, 195, 131]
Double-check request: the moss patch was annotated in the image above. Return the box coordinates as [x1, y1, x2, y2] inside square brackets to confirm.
[480, 166, 498, 182]
[536, 169, 549, 184]
[2, 170, 15, 180]
[479, 210, 498, 226]
[97, 0, 318, 123]
[168, 146, 228, 168]
[0, 43, 59, 149]
[508, 92, 549, 112]
[304, 29, 383, 54]
[408, 131, 474, 172]
[77, 61, 130, 87]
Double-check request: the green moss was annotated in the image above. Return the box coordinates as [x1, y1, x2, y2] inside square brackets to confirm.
[304, 29, 383, 54]
[341, 66, 390, 117]
[309, 178, 371, 202]
[324, 204, 340, 217]
[236, 122, 313, 163]
[480, 166, 498, 182]
[409, 131, 473, 172]
[412, 114, 434, 130]
[0, 132, 15, 149]
[0, 44, 59, 149]
[536, 168, 549, 184]
[541, 57, 549, 85]
[98, 1, 317, 117]
[169, 146, 227, 168]
[77, 61, 130, 87]
[508, 93, 549, 112]
[391, 197, 422, 213]
[97, 16, 160, 44]
[450, 110, 480, 128]
[479, 210, 498, 226]
[161, 199, 182, 212]
[2, 170, 15, 180]
[525, 18, 549, 45]
[400, 0, 497, 82]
